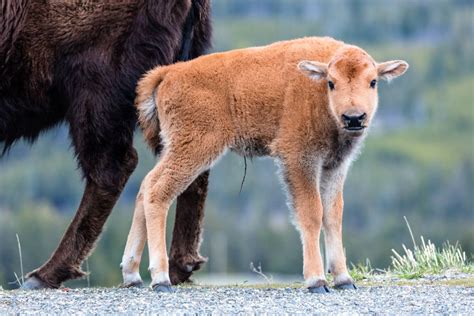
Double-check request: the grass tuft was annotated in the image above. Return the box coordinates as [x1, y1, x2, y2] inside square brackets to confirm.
[390, 217, 473, 279]
[350, 259, 375, 281]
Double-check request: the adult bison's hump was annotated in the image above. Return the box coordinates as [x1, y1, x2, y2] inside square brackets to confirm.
[21, 1, 140, 50]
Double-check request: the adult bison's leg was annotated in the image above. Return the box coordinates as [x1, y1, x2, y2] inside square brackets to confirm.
[169, 170, 210, 284]
[21, 92, 138, 289]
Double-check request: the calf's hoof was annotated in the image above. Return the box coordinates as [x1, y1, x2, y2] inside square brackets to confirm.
[335, 283, 357, 290]
[308, 285, 330, 294]
[152, 284, 175, 293]
[20, 276, 51, 290]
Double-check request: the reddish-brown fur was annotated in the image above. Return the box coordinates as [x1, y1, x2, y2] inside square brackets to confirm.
[122, 37, 408, 292]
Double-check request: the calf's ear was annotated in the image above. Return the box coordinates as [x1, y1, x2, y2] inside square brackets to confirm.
[298, 60, 328, 80]
[377, 60, 409, 82]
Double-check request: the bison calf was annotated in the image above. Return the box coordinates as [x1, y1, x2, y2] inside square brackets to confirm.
[121, 37, 408, 293]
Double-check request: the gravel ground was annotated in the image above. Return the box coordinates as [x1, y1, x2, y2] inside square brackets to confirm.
[1, 282, 473, 314]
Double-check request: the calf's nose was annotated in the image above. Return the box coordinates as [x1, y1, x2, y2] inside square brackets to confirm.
[342, 112, 367, 128]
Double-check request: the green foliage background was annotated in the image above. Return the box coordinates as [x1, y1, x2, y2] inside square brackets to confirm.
[0, 0, 473, 288]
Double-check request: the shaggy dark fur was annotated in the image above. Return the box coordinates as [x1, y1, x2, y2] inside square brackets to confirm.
[322, 130, 359, 171]
[0, 0, 212, 289]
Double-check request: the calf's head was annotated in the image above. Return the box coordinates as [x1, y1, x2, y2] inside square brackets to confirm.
[298, 45, 408, 135]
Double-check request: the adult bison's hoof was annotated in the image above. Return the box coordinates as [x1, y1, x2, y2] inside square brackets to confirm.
[119, 280, 144, 288]
[20, 276, 50, 290]
[308, 285, 330, 294]
[169, 256, 206, 285]
[152, 284, 175, 293]
[335, 283, 357, 290]
[169, 264, 192, 285]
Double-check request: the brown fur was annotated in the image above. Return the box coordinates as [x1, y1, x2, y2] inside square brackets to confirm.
[2, 0, 212, 289]
[123, 37, 408, 289]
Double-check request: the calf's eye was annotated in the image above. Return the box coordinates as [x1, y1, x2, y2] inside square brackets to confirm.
[370, 79, 377, 88]
[328, 80, 335, 90]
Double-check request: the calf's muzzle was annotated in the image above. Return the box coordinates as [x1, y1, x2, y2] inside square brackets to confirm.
[342, 112, 367, 131]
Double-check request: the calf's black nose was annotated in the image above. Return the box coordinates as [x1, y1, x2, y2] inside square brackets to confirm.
[342, 112, 367, 129]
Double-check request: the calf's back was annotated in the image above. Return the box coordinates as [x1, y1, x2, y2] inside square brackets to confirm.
[149, 37, 345, 156]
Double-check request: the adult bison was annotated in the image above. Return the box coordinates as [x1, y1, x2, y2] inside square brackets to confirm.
[0, 0, 211, 289]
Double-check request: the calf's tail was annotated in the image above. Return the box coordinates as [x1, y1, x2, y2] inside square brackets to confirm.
[135, 66, 169, 152]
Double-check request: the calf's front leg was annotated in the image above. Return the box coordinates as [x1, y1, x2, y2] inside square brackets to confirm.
[284, 164, 329, 293]
[323, 189, 356, 289]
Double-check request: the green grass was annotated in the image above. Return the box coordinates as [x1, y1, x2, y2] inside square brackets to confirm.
[348, 217, 473, 281]
[176, 282, 302, 290]
[391, 240, 473, 279]
[390, 217, 473, 279]
[176, 277, 474, 289]
[437, 277, 474, 287]
[349, 259, 376, 282]
[358, 276, 474, 288]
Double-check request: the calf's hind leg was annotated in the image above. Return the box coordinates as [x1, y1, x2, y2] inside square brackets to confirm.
[120, 181, 147, 288]
[143, 140, 224, 292]
[169, 170, 210, 284]
[121, 170, 210, 287]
